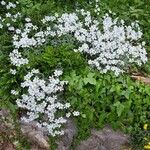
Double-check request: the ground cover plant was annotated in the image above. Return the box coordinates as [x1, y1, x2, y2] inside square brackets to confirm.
[0, 0, 150, 149]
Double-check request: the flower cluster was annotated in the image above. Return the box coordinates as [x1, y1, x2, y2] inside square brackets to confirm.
[0, 1, 28, 66]
[16, 69, 79, 136]
[1, 1, 17, 9]
[54, 10, 147, 75]
[94, 0, 100, 15]
[9, 49, 29, 67]
[1, 0, 147, 75]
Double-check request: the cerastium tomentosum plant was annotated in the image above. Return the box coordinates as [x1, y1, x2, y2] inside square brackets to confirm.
[0, 0, 147, 75]
[0, 0, 148, 136]
[0, 0, 148, 75]
[13, 69, 80, 136]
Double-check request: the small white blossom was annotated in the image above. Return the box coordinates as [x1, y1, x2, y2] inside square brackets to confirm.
[73, 111, 80, 116]
[1, 1, 6, 5]
[65, 103, 71, 108]
[0, 24, 3, 29]
[8, 26, 15, 31]
[6, 13, 11, 18]
[54, 70, 63, 77]
[10, 69, 17, 75]
[66, 112, 71, 118]
[11, 90, 19, 95]
[25, 18, 31, 22]
[6, 23, 10, 27]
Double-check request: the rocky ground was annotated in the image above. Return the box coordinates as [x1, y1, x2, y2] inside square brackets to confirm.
[1, 109, 130, 150]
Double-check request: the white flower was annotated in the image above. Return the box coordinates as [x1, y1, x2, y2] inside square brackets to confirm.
[54, 70, 63, 77]
[1, 1, 6, 5]
[6, 23, 10, 27]
[6, 5, 11, 10]
[6, 2, 16, 9]
[25, 18, 31, 22]
[8, 26, 15, 31]
[6, 13, 11, 18]
[10, 69, 17, 75]
[16, 29, 21, 34]
[0, 24, 3, 29]
[66, 112, 71, 118]
[11, 90, 19, 95]
[73, 111, 80, 116]
[65, 103, 71, 108]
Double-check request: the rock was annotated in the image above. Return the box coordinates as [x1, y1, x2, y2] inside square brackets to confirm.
[77, 136, 106, 150]
[21, 121, 50, 150]
[0, 110, 16, 150]
[1, 109, 130, 150]
[0, 109, 50, 150]
[0, 109, 10, 118]
[131, 75, 150, 84]
[21, 119, 77, 150]
[77, 126, 129, 150]
[57, 119, 77, 150]
[1, 109, 77, 150]
[0, 142, 15, 150]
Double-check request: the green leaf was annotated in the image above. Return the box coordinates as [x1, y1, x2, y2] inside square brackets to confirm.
[114, 102, 125, 117]
[83, 73, 96, 85]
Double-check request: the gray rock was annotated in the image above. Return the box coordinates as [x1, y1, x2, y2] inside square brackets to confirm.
[21, 121, 50, 150]
[57, 119, 77, 150]
[77, 126, 129, 150]
[1, 109, 130, 150]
